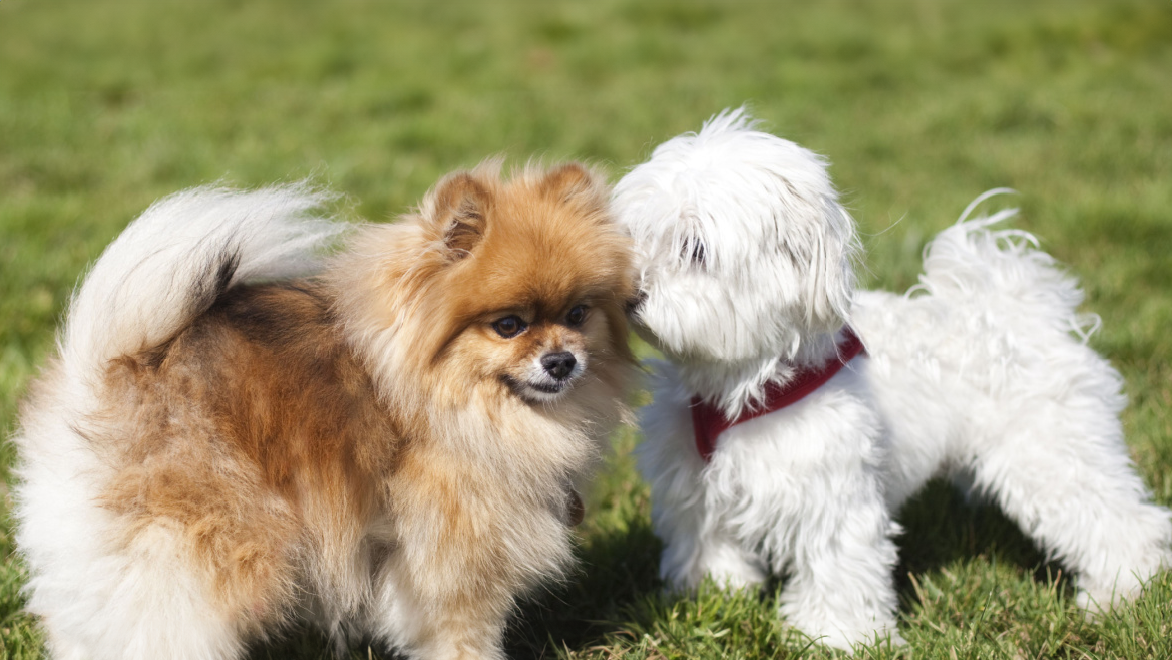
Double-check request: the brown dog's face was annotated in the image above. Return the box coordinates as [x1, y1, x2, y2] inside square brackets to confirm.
[377, 162, 635, 407]
[455, 298, 604, 403]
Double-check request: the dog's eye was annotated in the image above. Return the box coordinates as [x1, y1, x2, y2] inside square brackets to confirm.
[682, 239, 706, 268]
[492, 316, 527, 338]
[566, 305, 588, 326]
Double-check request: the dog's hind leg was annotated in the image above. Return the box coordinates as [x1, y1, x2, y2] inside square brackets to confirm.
[963, 393, 1172, 612]
[15, 388, 280, 659]
[28, 519, 255, 660]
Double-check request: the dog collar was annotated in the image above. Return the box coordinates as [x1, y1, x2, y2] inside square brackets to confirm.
[690, 327, 866, 463]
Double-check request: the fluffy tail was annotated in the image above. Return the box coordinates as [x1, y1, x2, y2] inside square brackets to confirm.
[61, 183, 346, 383]
[912, 188, 1101, 345]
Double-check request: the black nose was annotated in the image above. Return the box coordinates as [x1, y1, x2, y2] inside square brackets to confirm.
[541, 352, 577, 380]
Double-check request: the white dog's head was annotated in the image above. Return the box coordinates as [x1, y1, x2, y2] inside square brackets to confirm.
[614, 108, 857, 366]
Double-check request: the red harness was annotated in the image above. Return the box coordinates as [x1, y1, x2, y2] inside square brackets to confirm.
[690, 328, 866, 462]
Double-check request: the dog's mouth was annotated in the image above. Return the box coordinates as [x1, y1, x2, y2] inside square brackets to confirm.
[527, 380, 567, 394]
[501, 371, 581, 403]
[499, 348, 589, 404]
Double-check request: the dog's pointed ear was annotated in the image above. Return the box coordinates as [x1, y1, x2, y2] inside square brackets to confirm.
[429, 172, 492, 259]
[539, 163, 601, 205]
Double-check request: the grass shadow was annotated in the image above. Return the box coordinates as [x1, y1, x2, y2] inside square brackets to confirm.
[243, 520, 662, 660]
[893, 478, 1069, 602]
[505, 518, 663, 658]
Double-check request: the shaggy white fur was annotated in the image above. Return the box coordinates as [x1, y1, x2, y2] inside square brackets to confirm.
[614, 108, 1172, 650]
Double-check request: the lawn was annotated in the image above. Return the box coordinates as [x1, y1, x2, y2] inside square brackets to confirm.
[1, 0, 1170, 658]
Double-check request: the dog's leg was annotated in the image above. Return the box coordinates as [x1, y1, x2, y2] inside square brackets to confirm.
[772, 471, 903, 650]
[32, 520, 254, 660]
[690, 527, 769, 590]
[374, 552, 512, 660]
[655, 490, 767, 590]
[377, 460, 566, 660]
[636, 388, 768, 591]
[723, 398, 903, 650]
[378, 599, 508, 660]
[19, 428, 296, 660]
[644, 443, 767, 590]
[964, 408, 1172, 612]
[369, 535, 512, 660]
[365, 526, 515, 660]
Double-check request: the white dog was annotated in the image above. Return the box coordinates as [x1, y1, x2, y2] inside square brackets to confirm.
[612, 108, 1172, 649]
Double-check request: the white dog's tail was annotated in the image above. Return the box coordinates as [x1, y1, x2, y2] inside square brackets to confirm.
[910, 189, 1101, 344]
[60, 184, 345, 384]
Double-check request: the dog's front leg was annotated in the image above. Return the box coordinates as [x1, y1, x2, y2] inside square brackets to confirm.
[637, 379, 769, 591]
[765, 428, 903, 651]
[774, 487, 902, 650]
[654, 486, 768, 591]
[370, 536, 511, 660]
[368, 471, 532, 660]
[713, 397, 904, 651]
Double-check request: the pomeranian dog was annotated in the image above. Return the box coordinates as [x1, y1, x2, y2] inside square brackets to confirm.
[612, 109, 1172, 649]
[14, 162, 637, 660]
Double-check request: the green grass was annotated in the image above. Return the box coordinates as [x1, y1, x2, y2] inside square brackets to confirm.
[2, 0, 1171, 657]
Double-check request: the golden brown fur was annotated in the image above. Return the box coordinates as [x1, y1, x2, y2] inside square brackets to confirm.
[26, 163, 635, 659]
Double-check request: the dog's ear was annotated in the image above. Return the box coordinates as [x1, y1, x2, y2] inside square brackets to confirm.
[799, 196, 857, 333]
[429, 172, 492, 258]
[539, 163, 601, 205]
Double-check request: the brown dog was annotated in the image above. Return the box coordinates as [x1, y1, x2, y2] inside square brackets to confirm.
[15, 163, 636, 660]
